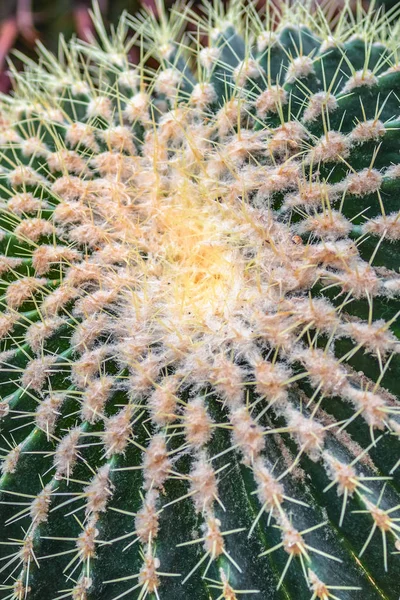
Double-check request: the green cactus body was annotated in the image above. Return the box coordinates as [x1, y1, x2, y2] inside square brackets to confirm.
[0, 1, 400, 598]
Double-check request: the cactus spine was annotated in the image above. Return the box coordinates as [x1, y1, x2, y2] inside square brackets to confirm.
[0, 1, 400, 598]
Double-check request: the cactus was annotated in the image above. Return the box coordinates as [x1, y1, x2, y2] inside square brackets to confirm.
[0, 0, 400, 598]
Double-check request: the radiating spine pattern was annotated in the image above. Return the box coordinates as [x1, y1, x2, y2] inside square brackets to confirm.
[0, 1, 400, 598]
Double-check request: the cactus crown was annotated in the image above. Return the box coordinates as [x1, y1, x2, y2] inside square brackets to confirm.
[0, 1, 400, 599]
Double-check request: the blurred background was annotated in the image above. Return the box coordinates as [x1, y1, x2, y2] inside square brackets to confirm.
[0, 0, 397, 93]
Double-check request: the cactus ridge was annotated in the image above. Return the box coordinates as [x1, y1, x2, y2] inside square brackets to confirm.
[0, 1, 400, 598]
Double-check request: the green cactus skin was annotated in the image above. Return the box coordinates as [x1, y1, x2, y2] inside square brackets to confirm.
[0, 1, 400, 598]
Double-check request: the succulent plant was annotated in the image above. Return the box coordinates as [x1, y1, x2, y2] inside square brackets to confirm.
[0, 0, 400, 598]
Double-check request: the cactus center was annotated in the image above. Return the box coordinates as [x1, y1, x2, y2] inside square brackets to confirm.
[155, 190, 247, 319]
